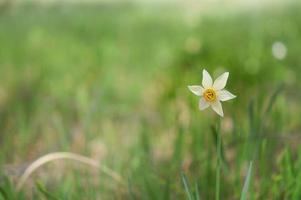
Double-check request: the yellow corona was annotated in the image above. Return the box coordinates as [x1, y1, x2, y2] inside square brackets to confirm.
[203, 88, 217, 102]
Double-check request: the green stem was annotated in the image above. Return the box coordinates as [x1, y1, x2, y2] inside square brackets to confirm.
[216, 129, 221, 200]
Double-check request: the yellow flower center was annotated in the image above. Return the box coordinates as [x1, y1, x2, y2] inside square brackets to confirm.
[203, 88, 217, 102]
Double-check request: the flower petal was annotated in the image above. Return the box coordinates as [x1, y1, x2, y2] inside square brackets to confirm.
[188, 85, 204, 96]
[199, 98, 210, 110]
[202, 69, 213, 88]
[218, 90, 236, 101]
[213, 72, 229, 90]
[211, 101, 224, 117]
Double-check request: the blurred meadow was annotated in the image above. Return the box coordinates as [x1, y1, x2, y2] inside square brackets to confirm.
[0, 0, 301, 199]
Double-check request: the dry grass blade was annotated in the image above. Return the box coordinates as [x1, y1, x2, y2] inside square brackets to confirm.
[16, 152, 124, 191]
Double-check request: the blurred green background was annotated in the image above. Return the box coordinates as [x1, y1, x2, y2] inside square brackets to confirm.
[0, 0, 301, 199]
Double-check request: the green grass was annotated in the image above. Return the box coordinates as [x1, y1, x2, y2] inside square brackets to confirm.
[0, 1, 301, 199]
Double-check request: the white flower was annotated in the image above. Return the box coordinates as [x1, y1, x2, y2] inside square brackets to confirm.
[188, 69, 236, 117]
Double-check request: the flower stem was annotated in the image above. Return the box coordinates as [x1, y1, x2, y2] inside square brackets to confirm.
[215, 125, 222, 200]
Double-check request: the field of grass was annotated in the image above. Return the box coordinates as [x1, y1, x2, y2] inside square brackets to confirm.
[0, 1, 301, 199]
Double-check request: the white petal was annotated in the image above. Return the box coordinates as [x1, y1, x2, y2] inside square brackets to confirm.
[218, 90, 236, 102]
[213, 72, 229, 90]
[202, 69, 213, 88]
[211, 101, 224, 117]
[188, 85, 204, 96]
[199, 98, 210, 110]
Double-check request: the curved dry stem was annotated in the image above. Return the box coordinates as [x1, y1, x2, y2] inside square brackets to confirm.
[16, 152, 124, 191]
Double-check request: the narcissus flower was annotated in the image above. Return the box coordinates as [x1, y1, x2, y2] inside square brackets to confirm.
[188, 69, 236, 117]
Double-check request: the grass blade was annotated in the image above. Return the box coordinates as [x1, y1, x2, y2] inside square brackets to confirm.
[163, 178, 171, 200]
[264, 83, 284, 116]
[181, 172, 193, 200]
[195, 182, 201, 200]
[36, 182, 59, 200]
[0, 187, 8, 199]
[240, 161, 253, 200]
[128, 177, 135, 200]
